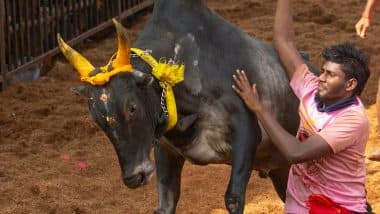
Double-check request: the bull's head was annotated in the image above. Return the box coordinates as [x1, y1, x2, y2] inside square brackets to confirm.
[57, 20, 164, 188]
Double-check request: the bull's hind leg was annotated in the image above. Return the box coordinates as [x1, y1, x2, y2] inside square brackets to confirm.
[225, 115, 261, 214]
[268, 166, 290, 202]
[154, 142, 185, 214]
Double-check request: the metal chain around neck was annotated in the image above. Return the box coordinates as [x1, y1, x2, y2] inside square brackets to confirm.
[160, 81, 168, 118]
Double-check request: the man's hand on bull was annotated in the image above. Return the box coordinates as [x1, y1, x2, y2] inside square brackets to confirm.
[232, 69, 262, 112]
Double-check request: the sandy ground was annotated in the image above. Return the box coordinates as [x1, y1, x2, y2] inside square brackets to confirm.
[1, 0, 380, 213]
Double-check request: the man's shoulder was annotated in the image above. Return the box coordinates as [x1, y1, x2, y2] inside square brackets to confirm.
[334, 101, 369, 127]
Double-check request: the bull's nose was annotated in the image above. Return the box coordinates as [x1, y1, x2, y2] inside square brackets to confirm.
[123, 173, 145, 188]
[123, 168, 154, 188]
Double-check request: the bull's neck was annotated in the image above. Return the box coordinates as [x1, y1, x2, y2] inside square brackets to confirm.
[152, 0, 206, 16]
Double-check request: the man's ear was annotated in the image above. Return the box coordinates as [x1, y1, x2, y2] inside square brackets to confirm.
[346, 78, 358, 93]
[71, 85, 90, 97]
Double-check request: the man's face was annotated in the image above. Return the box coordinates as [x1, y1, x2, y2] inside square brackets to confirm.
[317, 61, 351, 105]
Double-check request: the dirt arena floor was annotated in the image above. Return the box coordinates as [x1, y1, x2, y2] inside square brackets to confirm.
[1, 0, 380, 213]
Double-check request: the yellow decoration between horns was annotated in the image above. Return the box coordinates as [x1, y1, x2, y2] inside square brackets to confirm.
[57, 33, 133, 85]
[82, 65, 133, 85]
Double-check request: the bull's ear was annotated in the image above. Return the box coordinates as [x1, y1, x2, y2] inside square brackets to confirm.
[132, 70, 154, 86]
[299, 51, 310, 61]
[71, 85, 90, 97]
[299, 51, 320, 76]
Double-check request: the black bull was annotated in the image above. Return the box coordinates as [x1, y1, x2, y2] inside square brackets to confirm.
[60, 0, 301, 213]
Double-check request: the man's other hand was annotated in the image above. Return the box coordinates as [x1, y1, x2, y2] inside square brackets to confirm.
[355, 17, 370, 38]
[232, 69, 262, 112]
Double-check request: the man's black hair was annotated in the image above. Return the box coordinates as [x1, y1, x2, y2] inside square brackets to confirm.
[321, 43, 370, 95]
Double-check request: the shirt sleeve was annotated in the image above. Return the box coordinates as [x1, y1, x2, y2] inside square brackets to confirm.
[318, 109, 369, 153]
[290, 64, 319, 99]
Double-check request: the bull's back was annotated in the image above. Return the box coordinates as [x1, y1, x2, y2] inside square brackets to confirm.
[134, 0, 299, 166]
[191, 9, 298, 129]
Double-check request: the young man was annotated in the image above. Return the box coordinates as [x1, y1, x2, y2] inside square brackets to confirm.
[355, 0, 380, 162]
[232, 0, 371, 213]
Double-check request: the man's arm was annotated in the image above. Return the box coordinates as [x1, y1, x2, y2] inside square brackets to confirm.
[255, 104, 333, 164]
[232, 70, 333, 164]
[273, 0, 304, 80]
[361, 0, 378, 18]
[355, 0, 378, 38]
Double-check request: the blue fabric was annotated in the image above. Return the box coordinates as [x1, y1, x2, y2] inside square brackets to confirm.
[314, 94, 357, 113]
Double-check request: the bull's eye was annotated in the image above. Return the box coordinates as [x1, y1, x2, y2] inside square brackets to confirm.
[124, 102, 137, 121]
[130, 104, 137, 114]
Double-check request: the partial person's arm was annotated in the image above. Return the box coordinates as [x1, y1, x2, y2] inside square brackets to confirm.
[232, 70, 333, 164]
[273, 0, 304, 80]
[355, 0, 378, 38]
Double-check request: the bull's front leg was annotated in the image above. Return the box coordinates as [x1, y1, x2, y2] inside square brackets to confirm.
[153, 139, 185, 214]
[225, 114, 261, 214]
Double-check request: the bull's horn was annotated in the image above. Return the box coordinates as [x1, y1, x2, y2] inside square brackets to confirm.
[112, 19, 130, 68]
[57, 34, 95, 78]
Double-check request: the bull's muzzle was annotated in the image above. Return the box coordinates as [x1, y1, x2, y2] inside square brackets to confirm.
[122, 160, 154, 188]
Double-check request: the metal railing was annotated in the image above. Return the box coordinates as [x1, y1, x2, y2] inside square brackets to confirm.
[0, 0, 153, 90]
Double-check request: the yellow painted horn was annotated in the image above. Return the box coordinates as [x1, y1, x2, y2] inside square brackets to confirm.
[57, 34, 95, 79]
[112, 18, 130, 68]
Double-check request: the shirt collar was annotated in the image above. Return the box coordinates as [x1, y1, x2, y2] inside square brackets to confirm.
[314, 94, 357, 113]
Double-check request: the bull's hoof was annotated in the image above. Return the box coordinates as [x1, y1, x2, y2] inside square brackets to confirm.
[154, 208, 163, 214]
[226, 196, 241, 214]
[154, 208, 169, 214]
